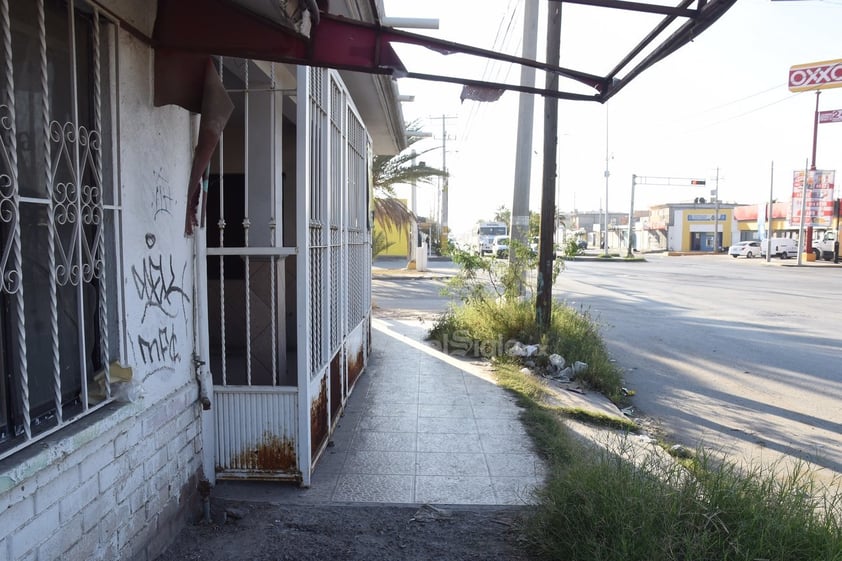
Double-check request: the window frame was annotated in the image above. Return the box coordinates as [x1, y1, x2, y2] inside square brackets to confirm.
[0, 0, 124, 461]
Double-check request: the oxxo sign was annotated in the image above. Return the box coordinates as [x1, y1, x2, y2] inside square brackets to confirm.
[788, 58, 842, 92]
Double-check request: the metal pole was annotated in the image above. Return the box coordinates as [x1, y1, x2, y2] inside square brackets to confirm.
[603, 105, 610, 257]
[713, 167, 719, 253]
[510, 0, 539, 259]
[626, 174, 636, 257]
[536, 1, 561, 330]
[806, 91, 820, 250]
[797, 160, 809, 266]
[409, 150, 417, 265]
[440, 115, 448, 250]
[766, 161, 774, 263]
[810, 90, 820, 171]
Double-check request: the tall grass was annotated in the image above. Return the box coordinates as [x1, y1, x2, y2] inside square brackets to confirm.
[493, 364, 842, 561]
[525, 442, 842, 561]
[428, 298, 624, 403]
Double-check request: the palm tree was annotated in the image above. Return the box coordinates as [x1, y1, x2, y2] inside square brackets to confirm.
[372, 133, 446, 232]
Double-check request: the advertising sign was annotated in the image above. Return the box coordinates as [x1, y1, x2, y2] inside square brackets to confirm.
[789, 170, 836, 228]
[819, 109, 842, 124]
[788, 59, 842, 92]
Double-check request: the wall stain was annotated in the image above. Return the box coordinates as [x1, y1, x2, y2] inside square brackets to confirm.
[231, 432, 297, 472]
[347, 342, 364, 389]
[310, 376, 328, 457]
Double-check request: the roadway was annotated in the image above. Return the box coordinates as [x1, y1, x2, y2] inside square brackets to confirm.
[555, 254, 842, 478]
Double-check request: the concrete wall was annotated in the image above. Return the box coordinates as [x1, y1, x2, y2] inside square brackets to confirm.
[0, 5, 205, 559]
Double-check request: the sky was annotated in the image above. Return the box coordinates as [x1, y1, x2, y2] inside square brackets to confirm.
[380, 0, 842, 239]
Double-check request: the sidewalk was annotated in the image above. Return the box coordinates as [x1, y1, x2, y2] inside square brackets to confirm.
[212, 317, 547, 506]
[372, 256, 457, 279]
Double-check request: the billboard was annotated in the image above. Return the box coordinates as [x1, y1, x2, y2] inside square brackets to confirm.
[789, 170, 836, 228]
[788, 59, 842, 92]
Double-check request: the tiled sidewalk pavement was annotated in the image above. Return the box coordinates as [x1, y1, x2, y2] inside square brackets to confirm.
[214, 317, 546, 506]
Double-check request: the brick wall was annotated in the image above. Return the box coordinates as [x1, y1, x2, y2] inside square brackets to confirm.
[0, 383, 204, 561]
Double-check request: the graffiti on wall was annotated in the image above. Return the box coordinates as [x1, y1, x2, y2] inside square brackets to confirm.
[131, 234, 190, 323]
[130, 232, 190, 371]
[152, 167, 176, 220]
[138, 324, 180, 364]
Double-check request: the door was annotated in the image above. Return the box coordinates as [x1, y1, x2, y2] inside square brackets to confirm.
[206, 59, 301, 481]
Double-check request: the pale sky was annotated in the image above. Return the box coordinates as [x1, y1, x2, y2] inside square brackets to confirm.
[382, 0, 842, 238]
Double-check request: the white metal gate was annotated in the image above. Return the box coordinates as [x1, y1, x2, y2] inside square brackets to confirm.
[206, 61, 373, 484]
[207, 59, 300, 481]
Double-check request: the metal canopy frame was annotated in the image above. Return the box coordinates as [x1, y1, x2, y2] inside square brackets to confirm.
[154, 0, 737, 103]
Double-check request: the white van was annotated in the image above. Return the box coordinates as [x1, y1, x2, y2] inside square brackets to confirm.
[761, 237, 798, 259]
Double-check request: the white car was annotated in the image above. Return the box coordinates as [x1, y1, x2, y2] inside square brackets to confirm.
[729, 240, 761, 258]
[491, 235, 509, 258]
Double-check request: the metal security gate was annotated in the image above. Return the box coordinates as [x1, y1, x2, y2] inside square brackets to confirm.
[206, 58, 300, 481]
[301, 67, 372, 476]
[205, 60, 373, 484]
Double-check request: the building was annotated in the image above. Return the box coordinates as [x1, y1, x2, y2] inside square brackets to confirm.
[563, 210, 630, 250]
[643, 202, 739, 252]
[0, 1, 405, 560]
[732, 202, 793, 241]
[372, 200, 412, 258]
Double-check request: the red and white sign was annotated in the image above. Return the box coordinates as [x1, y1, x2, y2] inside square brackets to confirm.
[789, 169, 836, 228]
[819, 109, 842, 124]
[788, 59, 842, 92]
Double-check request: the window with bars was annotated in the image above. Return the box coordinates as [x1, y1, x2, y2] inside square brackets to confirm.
[0, 0, 120, 459]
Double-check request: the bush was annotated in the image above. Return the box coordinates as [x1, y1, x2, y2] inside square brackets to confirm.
[429, 245, 623, 402]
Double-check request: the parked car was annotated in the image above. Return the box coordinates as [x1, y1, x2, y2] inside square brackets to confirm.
[761, 237, 798, 259]
[491, 235, 509, 258]
[729, 240, 761, 258]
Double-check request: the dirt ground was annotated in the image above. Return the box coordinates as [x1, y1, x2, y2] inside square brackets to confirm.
[155, 501, 534, 561]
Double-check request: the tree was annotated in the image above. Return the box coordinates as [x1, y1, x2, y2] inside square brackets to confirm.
[372, 127, 447, 232]
[529, 211, 541, 238]
[493, 206, 511, 225]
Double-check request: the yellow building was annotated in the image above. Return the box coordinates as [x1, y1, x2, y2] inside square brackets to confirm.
[373, 198, 411, 257]
[646, 202, 738, 252]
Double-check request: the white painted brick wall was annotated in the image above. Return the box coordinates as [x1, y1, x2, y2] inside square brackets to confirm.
[1, 383, 204, 561]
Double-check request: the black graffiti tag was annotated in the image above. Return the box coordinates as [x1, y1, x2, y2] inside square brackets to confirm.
[137, 325, 180, 364]
[152, 167, 175, 220]
[131, 253, 190, 323]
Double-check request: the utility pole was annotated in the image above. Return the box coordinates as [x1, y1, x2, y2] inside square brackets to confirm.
[409, 150, 418, 267]
[603, 106, 610, 257]
[436, 115, 457, 251]
[510, 0, 539, 258]
[713, 167, 720, 252]
[797, 159, 809, 266]
[536, 2, 561, 330]
[766, 161, 774, 263]
[626, 174, 636, 258]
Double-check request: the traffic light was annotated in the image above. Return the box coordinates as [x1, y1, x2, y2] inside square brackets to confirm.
[690, 179, 706, 185]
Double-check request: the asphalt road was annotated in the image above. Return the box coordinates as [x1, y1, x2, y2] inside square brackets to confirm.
[372, 254, 842, 480]
[555, 254, 842, 479]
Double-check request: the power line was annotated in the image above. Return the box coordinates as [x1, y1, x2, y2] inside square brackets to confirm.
[684, 90, 805, 133]
[462, 0, 520, 146]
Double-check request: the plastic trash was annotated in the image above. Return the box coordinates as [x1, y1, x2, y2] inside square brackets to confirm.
[507, 342, 527, 357]
[571, 361, 588, 375]
[548, 354, 566, 370]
